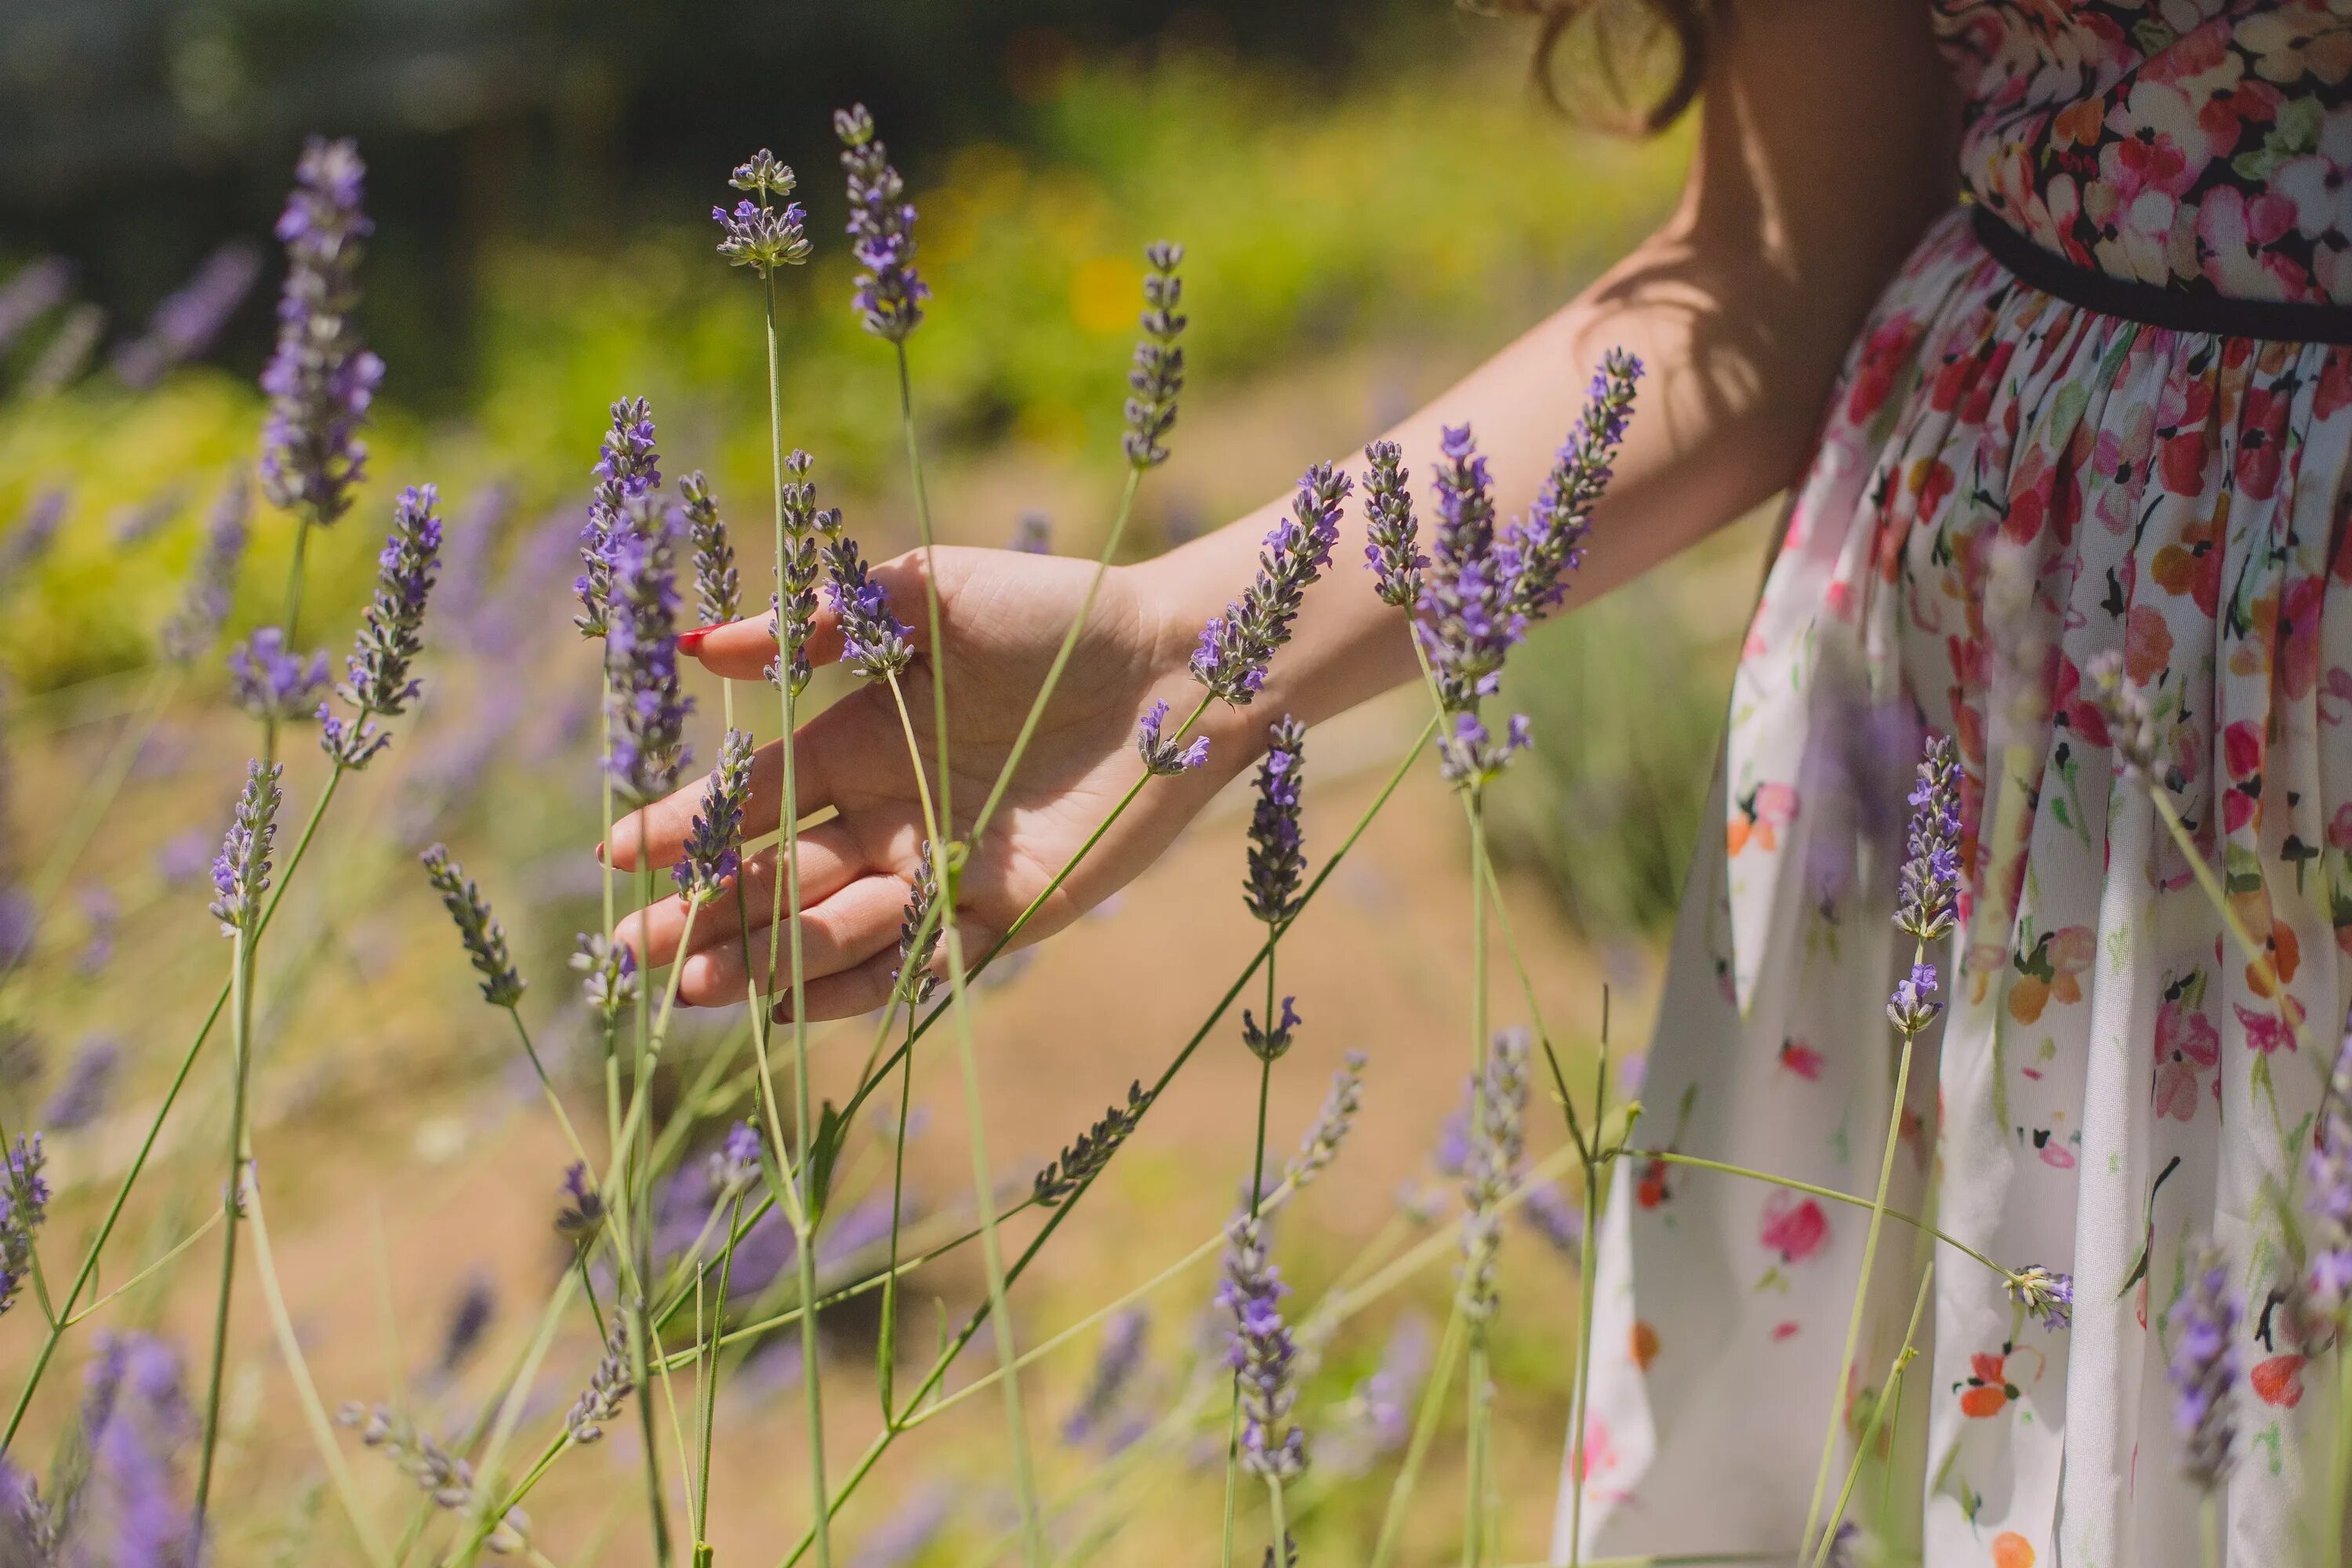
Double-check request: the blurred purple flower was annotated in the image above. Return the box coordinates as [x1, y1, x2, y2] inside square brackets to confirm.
[1319, 1310, 1432, 1476]
[0, 1135, 47, 1318]
[1218, 1214, 1305, 1479]
[0, 258, 71, 354]
[114, 241, 263, 388]
[846, 1483, 956, 1568]
[603, 495, 693, 804]
[1011, 511, 1051, 554]
[259, 138, 383, 528]
[43, 1035, 120, 1131]
[835, 105, 928, 342]
[2169, 1239, 2239, 1488]
[159, 474, 251, 666]
[80, 1333, 196, 1565]
[0, 490, 69, 583]
[76, 884, 117, 977]
[1062, 1307, 1149, 1447]
[227, 627, 328, 724]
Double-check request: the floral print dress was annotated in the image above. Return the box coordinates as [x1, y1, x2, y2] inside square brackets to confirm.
[1562, 5, 2352, 1566]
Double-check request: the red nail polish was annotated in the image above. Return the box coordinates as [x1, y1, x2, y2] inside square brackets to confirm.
[678, 626, 712, 655]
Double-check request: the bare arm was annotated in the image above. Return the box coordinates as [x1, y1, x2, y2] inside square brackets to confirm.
[1155, 0, 1961, 749]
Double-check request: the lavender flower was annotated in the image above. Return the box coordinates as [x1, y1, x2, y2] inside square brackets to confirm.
[109, 484, 189, 547]
[1244, 717, 1307, 924]
[420, 845, 525, 1007]
[894, 843, 943, 1005]
[1011, 511, 1052, 554]
[1506, 350, 1640, 619]
[1896, 735, 1961, 942]
[574, 397, 662, 638]
[1123, 241, 1187, 469]
[1361, 439, 1421, 608]
[2307, 1029, 2352, 1321]
[1242, 997, 1301, 1065]
[0, 490, 68, 582]
[604, 495, 694, 804]
[837, 105, 929, 342]
[1415, 423, 1514, 715]
[2009, 1265, 2074, 1332]
[1062, 1306, 1149, 1446]
[1218, 1214, 1306, 1480]
[566, 1307, 637, 1443]
[1437, 709, 1531, 791]
[1886, 960, 1941, 1036]
[769, 449, 829, 694]
[1282, 1050, 1367, 1189]
[1136, 699, 1210, 776]
[78, 883, 117, 977]
[339, 1401, 532, 1552]
[572, 934, 638, 1024]
[227, 627, 329, 724]
[846, 1484, 956, 1568]
[2169, 1239, 2239, 1488]
[555, 1161, 607, 1243]
[711, 171, 812, 276]
[321, 483, 443, 767]
[207, 760, 283, 936]
[1319, 1312, 1432, 1476]
[0, 1135, 48, 1318]
[259, 137, 383, 528]
[42, 1035, 119, 1131]
[708, 1120, 762, 1200]
[680, 470, 739, 626]
[1190, 465, 1350, 704]
[0, 258, 70, 354]
[2086, 648, 2167, 781]
[25, 303, 104, 397]
[676, 728, 755, 902]
[824, 528, 913, 681]
[1033, 1083, 1155, 1206]
[114, 240, 263, 388]
[437, 1272, 496, 1374]
[1520, 1181, 1584, 1255]
[1460, 1029, 1530, 1325]
[159, 474, 251, 664]
[82, 1333, 198, 1565]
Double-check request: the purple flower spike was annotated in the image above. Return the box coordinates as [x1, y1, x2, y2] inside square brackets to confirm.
[0, 258, 71, 355]
[1244, 717, 1307, 923]
[2306, 1028, 2352, 1323]
[1283, 1049, 1367, 1189]
[769, 449, 829, 695]
[0, 1135, 49, 1319]
[1506, 349, 1640, 619]
[2169, 1239, 2239, 1488]
[1136, 699, 1210, 776]
[1896, 735, 1962, 942]
[1063, 1306, 1150, 1447]
[1218, 1214, 1307, 1481]
[823, 529, 913, 681]
[322, 482, 443, 768]
[259, 138, 383, 529]
[708, 1120, 762, 1199]
[82, 1332, 197, 1562]
[1123, 242, 1187, 469]
[712, 191, 811, 277]
[227, 626, 330, 724]
[114, 240, 263, 388]
[0, 489, 69, 581]
[1436, 710, 1530, 790]
[604, 495, 694, 804]
[1192, 466, 1350, 705]
[1886, 960, 1942, 1037]
[1242, 996, 1302, 1065]
[681, 471, 739, 626]
[1363, 439, 1422, 608]
[419, 844, 525, 1008]
[836, 105, 929, 343]
[43, 1036, 120, 1131]
[1460, 1029, 1530, 1324]
[575, 397, 662, 638]
[160, 474, 251, 665]
[1416, 423, 1519, 714]
[555, 1160, 607, 1243]
[894, 842, 943, 1005]
[676, 728, 755, 902]
[207, 760, 283, 937]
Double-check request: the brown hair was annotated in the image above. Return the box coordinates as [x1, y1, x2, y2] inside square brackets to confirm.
[1473, 0, 1715, 135]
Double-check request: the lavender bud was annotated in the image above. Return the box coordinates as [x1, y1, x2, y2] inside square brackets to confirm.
[1033, 1082, 1155, 1206]
[1282, 1049, 1367, 1189]
[1362, 439, 1422, 608]
[1135, 699, 1210, 776]
[604, 495, 694, 804]
[1885, 960, 1942, 1036]
[2009, 1265, 2074, 1332]
[1062, 1306, 1150, 1446]
[208, 760, 284, 936]
[574, 397, 662, 639]
[730, 148, 799, 198]
[554, 1161, 607, 1243]
[1505, 349, 1640, 620]
[572, 934, 638, 1023]
[1896, 735, 1962, 942]
[2085, 647, 2167, 781]
[322, 483, 444, 768]
[711, 195, 812, 277]
[824, 529, 913, 681]
[1011, 511, 1052, 554]
[227, 627, 329, 724]
[159, 474, 250, 664]
[894, 843, 943, 1005]
[419, 845, 526, 1008]
[259, 138, 383, 529]
[339, 1400, 532, 1550]
[1244, 717, 1307, 924]
[707, 1120, 762, 1200]
[1190, 466, 1350, 705]
[1460, 1029, 1530, 1325]
[1436, 710, 1531, 790]
[1415, 423, 1517, 716]
[676, 728, 755, 902]
[680, 471, 740, 626]
[1242, 997, 1301, 1065]
[1218, 1214, 1306, 1480]
[437, 1272, 496, 1375]
[0, 1136, 49, 1319]
[836, 105, 929, 342]
[2169, 1239, 2239, 1488]
[1123, 241, 1187, 469]
[566, 1307, 637, 1443]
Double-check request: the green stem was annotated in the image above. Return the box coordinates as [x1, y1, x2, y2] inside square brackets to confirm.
[1267, 1474, 1288, 1568]
[891, 343, 953, 840]
[1809, 1265, 1933, 1568]
[190, 918, 256, 1530]
[878, 1009, 916, 1421]
[1371, 1301, 1467, 1568]
[1464, 787, 1490, 1567]
[693, 1191, 744, 1552]
[631, 844, 674, 1568]
[1631, 1150, 2013, 1282]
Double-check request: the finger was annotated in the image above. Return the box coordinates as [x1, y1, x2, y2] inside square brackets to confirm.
[681, 552, 936, 681]
[614, 828, 866, 967]
[671, 873, 909, 1007]
[606, 726, 838, 872]
[774, 947, 901, 1023]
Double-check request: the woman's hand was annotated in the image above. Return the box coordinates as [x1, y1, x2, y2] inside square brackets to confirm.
[605, 545, 1247, 1019]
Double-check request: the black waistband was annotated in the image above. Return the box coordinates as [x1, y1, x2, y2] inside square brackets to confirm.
[1969, 205, 2352, 347]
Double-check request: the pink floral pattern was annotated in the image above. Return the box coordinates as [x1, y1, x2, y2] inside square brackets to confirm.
[1560, 7, 2352, 1566]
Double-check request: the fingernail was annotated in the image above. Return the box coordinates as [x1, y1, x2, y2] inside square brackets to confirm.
[678, 626, 712, 655]
[595, 840, 606, 865]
